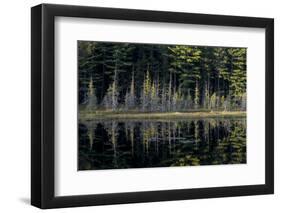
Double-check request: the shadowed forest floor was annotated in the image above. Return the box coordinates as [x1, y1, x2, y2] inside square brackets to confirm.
[79, 110, 246, 121]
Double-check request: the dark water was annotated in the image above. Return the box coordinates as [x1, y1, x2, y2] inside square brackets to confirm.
[78, 118, 246, 170]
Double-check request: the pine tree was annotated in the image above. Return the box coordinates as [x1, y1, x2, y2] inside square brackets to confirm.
[124, 67, 136, 110]
[210, 93, 217, 110]
[241, 93, 247, 111]
[204, 83, 210, 109]
[150, 81, 160, 111]
[124, 89, 130, 110]
[86, 77, 97, 112]
[172, 87, 184, 111]
[167, 72, 173, 111]
[168, 46, 201, 97]
[161, 85, 167, 112]
[224, 96, 231, 111]
[172, 88, 178, 111]
[103, 82, 119, 110]
[194, 81, 200, 109]
[229, 48, 246, 108]
[186, 89, 193, 109]
[141, 68, 152, 111]
[220, 96, 225, 111]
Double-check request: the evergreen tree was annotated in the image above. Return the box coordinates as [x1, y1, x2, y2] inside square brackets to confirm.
[124, 67, 136, 110]
[86, 77, 97, 112]
[204, 83, 210, 109]
[103, 82, 119, 110]
[186, 89, 193, 109]
[228, 48, 246, 108]
[168, 46, 201, 97]
[150, 81, 160, 111]
[161, 85, 167, 112]
[194, 81, 200, 109]
[141, 68, 152, 111]
[241, 93, 247, 111]
[167, 72, 173, 111]
[210, 93, 217, 110]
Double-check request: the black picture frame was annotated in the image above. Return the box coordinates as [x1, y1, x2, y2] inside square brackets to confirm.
[31, 3, 274, 209]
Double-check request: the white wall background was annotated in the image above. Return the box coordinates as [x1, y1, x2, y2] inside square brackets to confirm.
[0, 0, 279, 212]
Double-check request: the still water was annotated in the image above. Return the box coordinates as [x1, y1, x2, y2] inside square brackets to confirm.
[78, 118, 246, 170]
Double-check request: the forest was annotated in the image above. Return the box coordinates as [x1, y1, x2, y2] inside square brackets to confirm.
[78, 41, 247, 115]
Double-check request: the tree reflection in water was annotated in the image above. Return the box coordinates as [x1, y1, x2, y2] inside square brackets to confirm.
[79, 118, 246, 170]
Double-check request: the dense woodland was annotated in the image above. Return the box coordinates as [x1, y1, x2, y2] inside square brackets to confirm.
[78, 41, 247, 113]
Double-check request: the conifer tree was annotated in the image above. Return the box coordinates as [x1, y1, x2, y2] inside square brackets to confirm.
[194, 81, 200, 109]
[204, 83, 210, 109]
[186, 89, 193, 109]
[125, 67, 136, 110]
[86, 77, 97, 112]
[161, 85, 167, 112]
[141, 68, 152, 111]
[210, 93, 217, 110]
[150, 81, 160, 111]
[241, 93, 247, 111]
[167, 72, 173, 111]
[229, 48, 246, 108]
[102, 82, 119, 110]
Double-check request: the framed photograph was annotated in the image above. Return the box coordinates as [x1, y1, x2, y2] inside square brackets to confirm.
[31, 3, 274, 209]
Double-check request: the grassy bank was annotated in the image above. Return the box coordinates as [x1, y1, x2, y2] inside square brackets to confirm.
[79, 110, 246, 121]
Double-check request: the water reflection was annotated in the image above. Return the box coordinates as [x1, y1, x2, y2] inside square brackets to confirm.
[79, 118, 246, 170]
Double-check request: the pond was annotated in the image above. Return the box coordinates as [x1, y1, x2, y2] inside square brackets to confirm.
[78, 118, 246, 170]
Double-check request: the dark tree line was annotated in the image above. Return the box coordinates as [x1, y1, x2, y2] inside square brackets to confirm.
[78, 41, 246, 112]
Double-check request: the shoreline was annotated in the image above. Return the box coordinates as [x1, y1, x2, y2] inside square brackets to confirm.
[79, 111, 246, 121]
